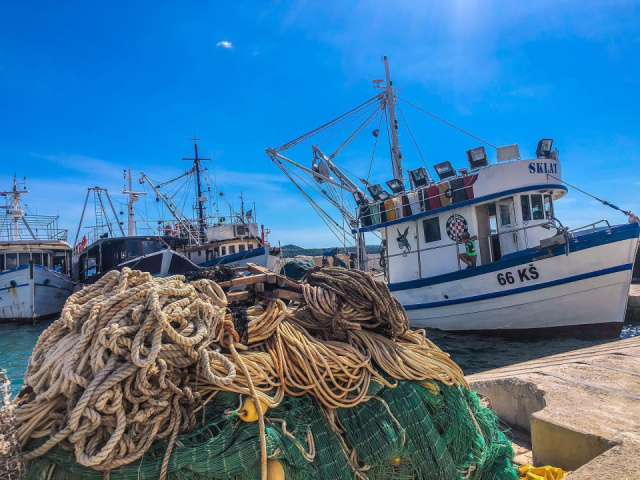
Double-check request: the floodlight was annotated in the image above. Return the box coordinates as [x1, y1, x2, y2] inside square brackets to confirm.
[367, 184, 391, 202]
[497, 144, 520, 162]
[408, 167, 429, 188]
[352, 191, 368, 207]
[385, 179, 405, 194]
[433, 161, 456, 180]
[536, 139, 553, 159]
[466, 146, 489, 170]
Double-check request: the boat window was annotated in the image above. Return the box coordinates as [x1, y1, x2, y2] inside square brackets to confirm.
[126, 241, 140, 258]
[248, 244, 254, 251]
[53, 255, 66, 273]
[229, 245, 236, 254]
[521, 195, 532, 221]
[239, 244, 245, 252]
[19, 253, 30, 266]
[142, 240, 155, 256]
[31, 253, 42, 265]
[221, 246, 226, 255]
[544, 195, 553, 218]
[531, 194, 544, 220]
[499, 205, 512, 227]
[6, 253, 17, 269]
[488, 204, 498, 234]
[0, 255, 4, 271]
[422, 218, 441, 243]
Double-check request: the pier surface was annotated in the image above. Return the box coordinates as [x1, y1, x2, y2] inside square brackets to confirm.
[468, 337, 640, 479]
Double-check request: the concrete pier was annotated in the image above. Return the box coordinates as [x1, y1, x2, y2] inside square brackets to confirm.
[468, 337, 640, 479]
[626, 283, 640, 321]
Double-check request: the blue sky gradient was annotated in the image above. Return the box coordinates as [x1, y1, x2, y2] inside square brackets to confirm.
[1, 1, 639, 246]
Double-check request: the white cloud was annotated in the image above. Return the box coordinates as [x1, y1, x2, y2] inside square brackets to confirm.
[216, 41, 233, 49]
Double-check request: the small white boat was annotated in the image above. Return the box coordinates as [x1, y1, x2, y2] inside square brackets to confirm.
[268, 56, 639, 338]
[0, 176, 73, 322]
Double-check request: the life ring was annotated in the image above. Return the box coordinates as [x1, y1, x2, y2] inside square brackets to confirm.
[444, 188, 453, 198]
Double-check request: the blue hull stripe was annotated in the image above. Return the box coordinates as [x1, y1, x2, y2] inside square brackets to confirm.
[389, 223, 640, 292]
[0, 282, 29, 292]
[403, 263, 633, 310]
[354, 183, 568, 233]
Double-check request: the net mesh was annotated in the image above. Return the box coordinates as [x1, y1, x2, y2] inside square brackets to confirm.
[24, 381, 516, 480]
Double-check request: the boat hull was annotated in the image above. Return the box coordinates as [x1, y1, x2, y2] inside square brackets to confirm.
[77, 249, 198, 286]
[390, 224, 640, 337]
[0, 264, 73, 322]
[198, 246, 283, 271]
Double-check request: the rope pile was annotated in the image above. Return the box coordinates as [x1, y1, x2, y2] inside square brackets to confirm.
[1, 369, 25, 479]
[14, 269, 234, 479]
[12, 266, 514, 480]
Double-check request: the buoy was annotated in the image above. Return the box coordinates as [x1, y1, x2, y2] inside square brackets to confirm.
[391, 457, 402, 466]
[420, 380, 440, 395]
[267, 459, 285, 479]
[238, 396, 268, 422]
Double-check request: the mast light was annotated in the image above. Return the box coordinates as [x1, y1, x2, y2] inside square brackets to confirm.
[385, 179, 405, 194]
[466, 146, 489, 170]
[433, 161, 456, 181]
[367, 184, 391, 202]
[536, 139, 553, 159]
[353, 191, 368, 207]
[408, 167, 429, 189]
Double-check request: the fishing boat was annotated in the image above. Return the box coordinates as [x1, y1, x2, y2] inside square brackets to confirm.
[138, 137, 283, 271]
[72, 174, 198, 285]
[0, 175, 72, 322]
[267, 56, 640, 338]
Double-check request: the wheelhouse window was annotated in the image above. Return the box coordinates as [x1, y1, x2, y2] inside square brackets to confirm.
[53, 254, 67, 273]
[19, 253, 30, 266]
[248, 244, 254, 251]
[239, 244, 246, 252]
[31, 253, 42, 265]
[0, 255, 4, 271]
[544, 195, 553, 218]
[221, 246, 226, 255]
[229, 245, 236, 254]
[521, 195, 532, 221]
[6, 253, 17, 269]
[422, 217, 441, 243]
[531, 194, 544, 220]
[499, 205, 511, 227]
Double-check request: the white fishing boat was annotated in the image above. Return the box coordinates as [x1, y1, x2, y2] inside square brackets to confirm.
[0, 175, 72, 322]
[139, 137, 283, 271]
[267, 56, 640, 338]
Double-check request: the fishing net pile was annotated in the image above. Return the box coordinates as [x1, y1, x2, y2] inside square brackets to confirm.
[12, 267, 517, 480]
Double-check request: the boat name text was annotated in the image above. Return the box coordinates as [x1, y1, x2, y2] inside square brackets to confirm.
[496, 265, 539, 286]
[528, 162, 558, 174]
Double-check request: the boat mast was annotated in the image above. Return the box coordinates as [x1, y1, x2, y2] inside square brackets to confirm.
[0, 175, 29, 241]
[383, 55, 403, 182]
[123, 168, 146, 236]
[182, 135, 210, 243]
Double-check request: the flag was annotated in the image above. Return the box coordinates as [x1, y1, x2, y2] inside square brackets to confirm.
[246, 209, 253, 218]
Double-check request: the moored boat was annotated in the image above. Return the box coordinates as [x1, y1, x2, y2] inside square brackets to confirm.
[267, 56, 639, 338]
[0, 175, 72, 322]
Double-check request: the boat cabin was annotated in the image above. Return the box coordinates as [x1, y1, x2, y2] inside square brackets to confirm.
[355, 142, 568, 284]
[185, 221, 263, 264]
[0, 242, 71, 275]
[74, 236, 189, 282]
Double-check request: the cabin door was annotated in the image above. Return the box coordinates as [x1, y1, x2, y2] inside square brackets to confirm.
[496, 198, 518, 256]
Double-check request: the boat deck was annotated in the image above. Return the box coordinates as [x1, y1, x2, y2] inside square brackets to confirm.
[467, 337, 640, 478]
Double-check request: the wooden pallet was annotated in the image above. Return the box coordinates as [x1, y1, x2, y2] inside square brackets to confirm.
[217, 263, 303, 304]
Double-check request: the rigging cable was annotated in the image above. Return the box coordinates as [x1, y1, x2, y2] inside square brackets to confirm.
[395, 102, 435, 183]
[546, 173, 636, 217]
[397, 97, 497, 149]
[275, 95, 381, 151]
[365, 113, 385, 185]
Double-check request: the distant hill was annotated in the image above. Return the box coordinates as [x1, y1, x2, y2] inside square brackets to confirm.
[280, 244, 380, 257]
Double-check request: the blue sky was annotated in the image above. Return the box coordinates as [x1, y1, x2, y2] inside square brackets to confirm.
[1, 1, 639, 247]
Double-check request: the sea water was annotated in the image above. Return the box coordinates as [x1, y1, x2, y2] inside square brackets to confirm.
[0, 320, 639, 394]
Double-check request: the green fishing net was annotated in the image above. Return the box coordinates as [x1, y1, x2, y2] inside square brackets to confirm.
[25, 381, 517, 480]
